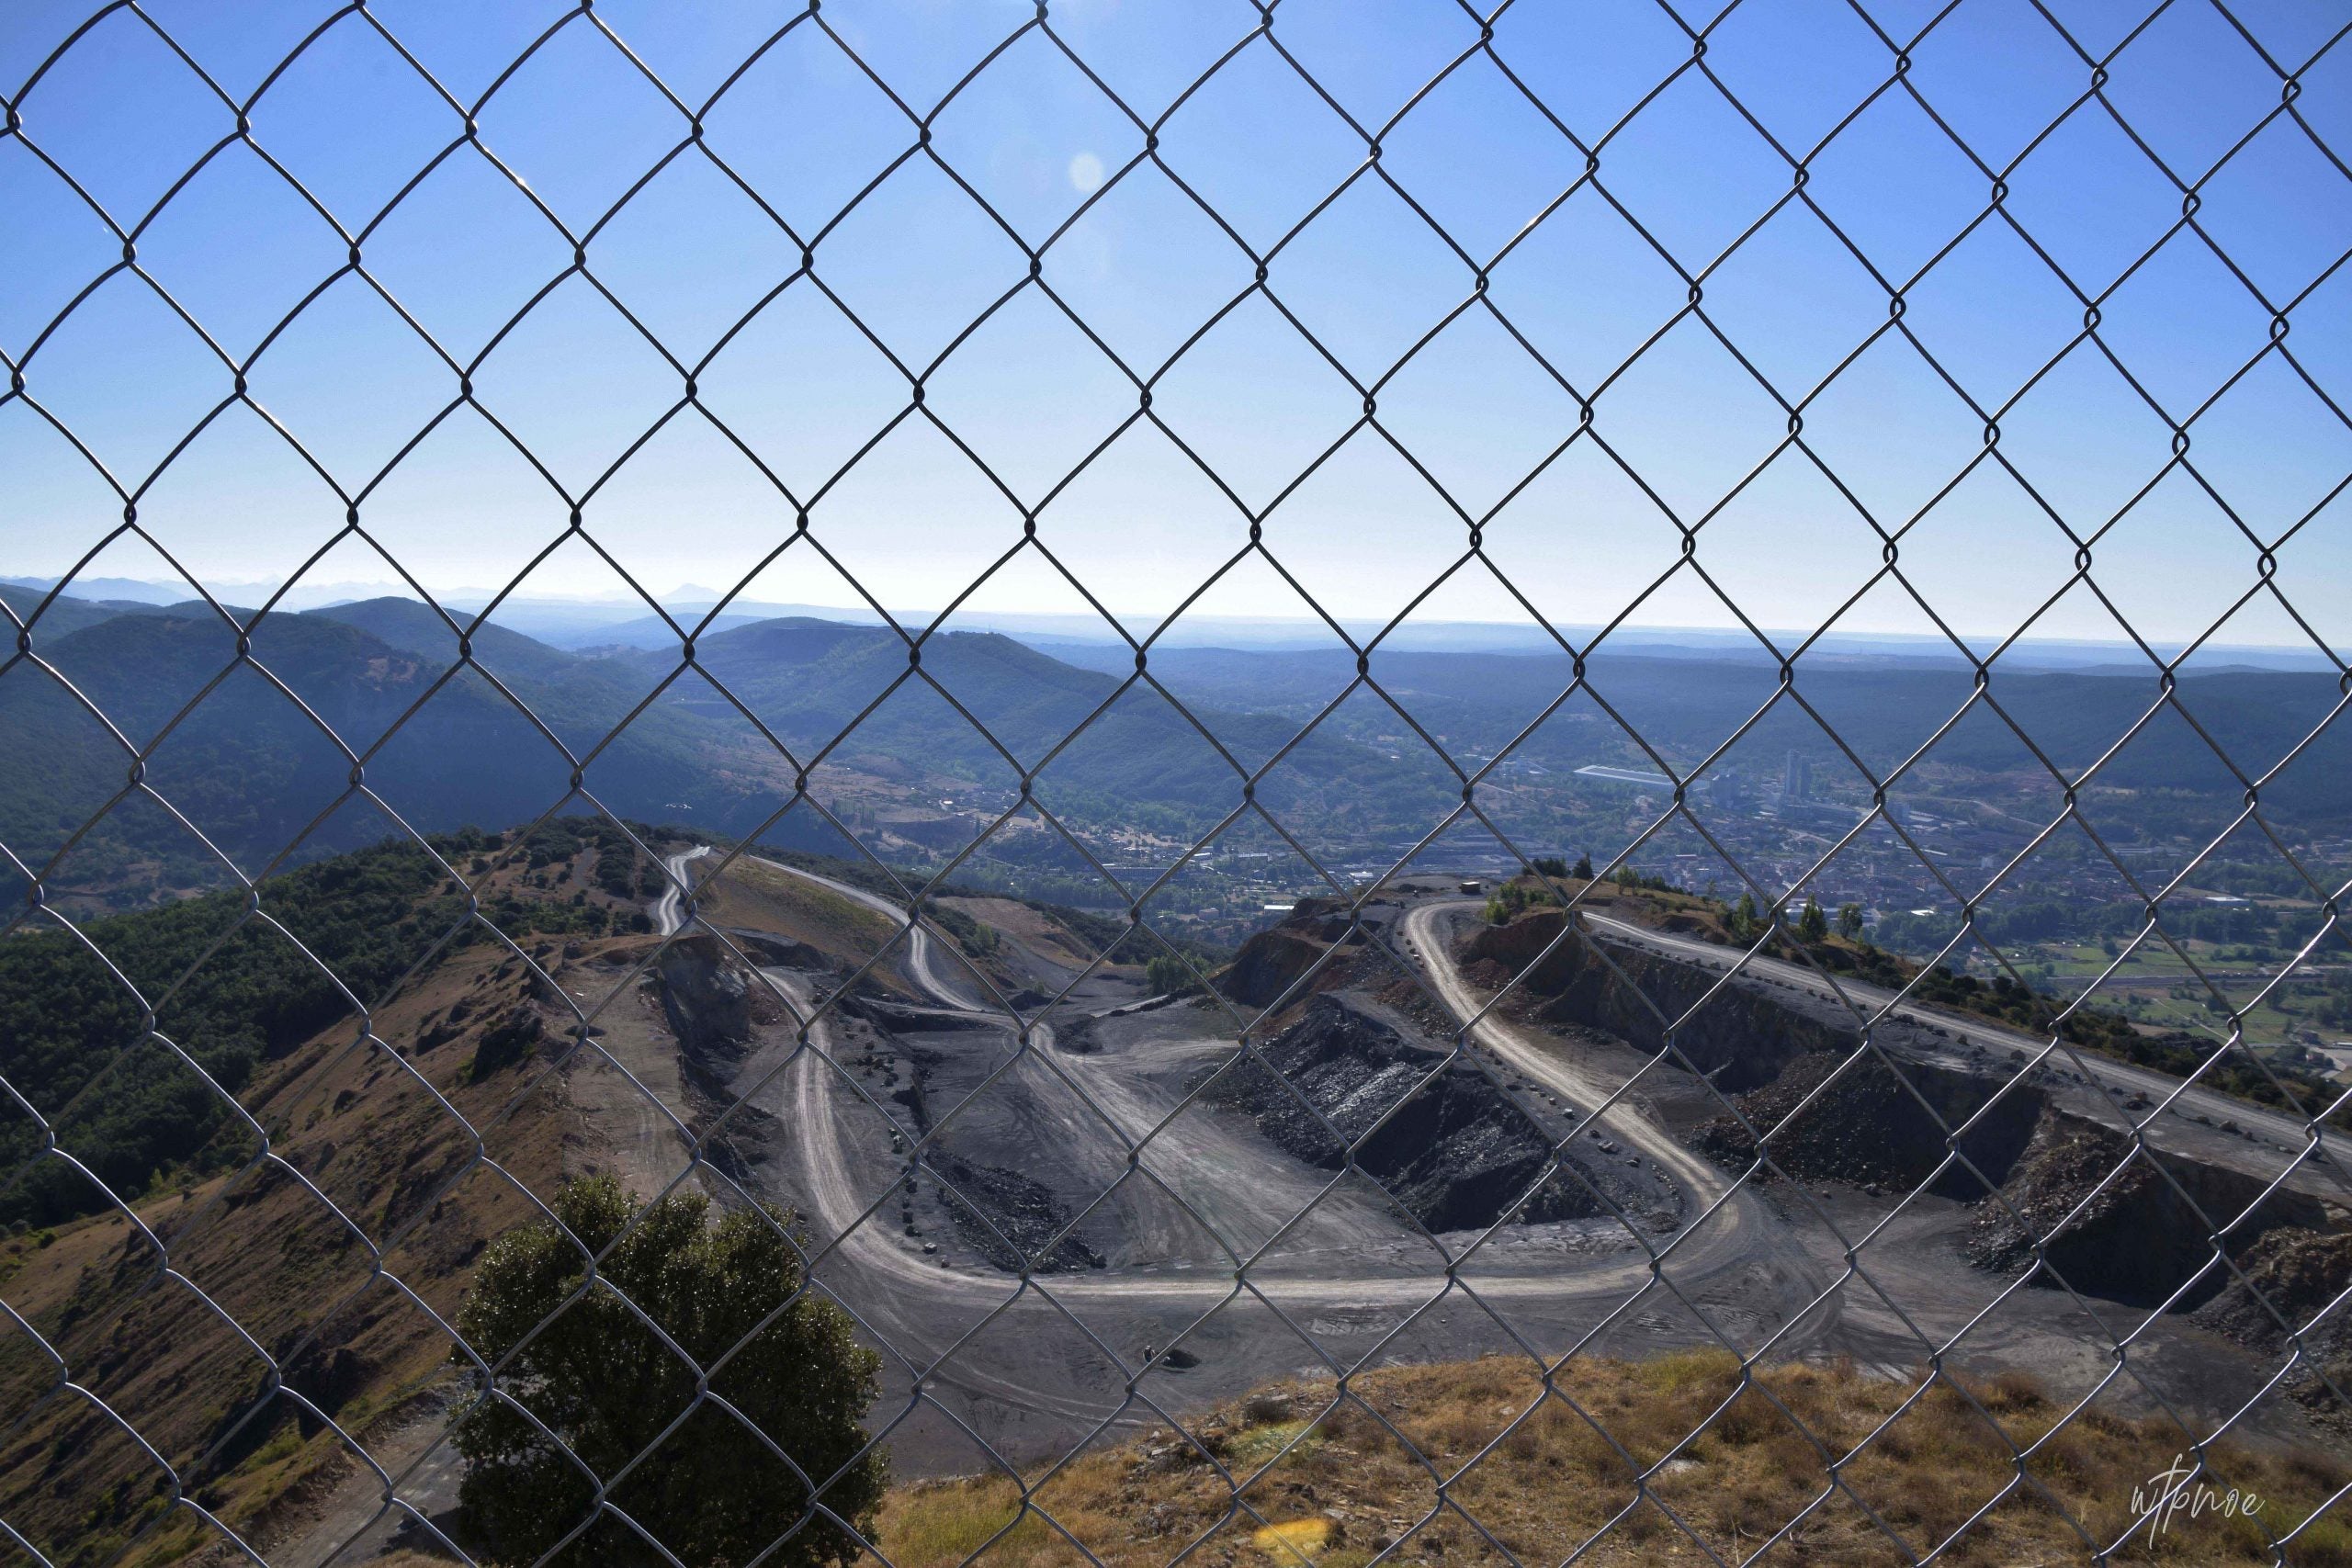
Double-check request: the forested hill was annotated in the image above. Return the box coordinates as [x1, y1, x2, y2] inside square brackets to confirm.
[3, 593, 2341, 916]
[0, 600, 1380, 908]
[623, 614, 1374, 812]
[0, 605, 741, 907]
[0, 583, 160, 641]
[0, 819, 654, 1230]
[1047, 640, 2352, 819]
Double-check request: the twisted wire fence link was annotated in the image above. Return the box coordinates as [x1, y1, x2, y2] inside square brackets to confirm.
[2, 0, 2350, 1564]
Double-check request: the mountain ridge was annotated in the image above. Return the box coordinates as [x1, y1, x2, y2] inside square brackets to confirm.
[4, 597, 2342, 918]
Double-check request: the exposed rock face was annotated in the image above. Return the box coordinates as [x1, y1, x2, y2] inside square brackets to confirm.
[729, 931, 834, 971]
[2195, 1227, 2352, 1349]
[1216, 898, 1385, 1012]
[1700, 1037, 2342, 1309]
[1466, 912, 1848, 1091]
[1694, 1051, 2045, 1198]
[468, 1006, 545, 1082]
[1965, 1109, 2331, 1306]
[1218, 926, 1335, 1011]
[1471, 909, 2347, 1312]
[1208, 996, 1613, 1234]
[285, 1344, 373, 1437]
[657, 934, 781, 1088]
[2193, 1225, 2352, 1423]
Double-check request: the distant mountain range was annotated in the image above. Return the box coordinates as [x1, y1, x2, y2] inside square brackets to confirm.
[0, 588, 1382, 906]
[7, 575, 2336, 671]
[1, 591, 736, 907]
[4, 583, 2345, 913]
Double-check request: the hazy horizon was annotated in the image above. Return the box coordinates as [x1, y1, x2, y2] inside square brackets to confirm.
[6, 569, 2339, 672]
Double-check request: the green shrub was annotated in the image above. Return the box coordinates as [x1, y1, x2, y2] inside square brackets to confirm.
[453, 1178, 886, 1568]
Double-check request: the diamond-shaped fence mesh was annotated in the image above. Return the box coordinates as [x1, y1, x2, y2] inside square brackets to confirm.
[4, 0, 2352, 1564]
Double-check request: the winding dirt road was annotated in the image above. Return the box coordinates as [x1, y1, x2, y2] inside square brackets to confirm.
[1399, 900, 1737, 1208]
[1561, 902, 2343, 1182]
[282, 859, 2334, 1551]
[663, 850, 1827, 1432]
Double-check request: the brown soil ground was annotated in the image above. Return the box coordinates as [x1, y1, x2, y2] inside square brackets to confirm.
[936, 896, 1102, 974]
[0, 918, 605, 1565]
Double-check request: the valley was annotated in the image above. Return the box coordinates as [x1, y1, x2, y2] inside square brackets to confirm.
[6, 581, 2352, 1563]
[4, 815, 2352, 1565]
[7, 588, 2347, 1002]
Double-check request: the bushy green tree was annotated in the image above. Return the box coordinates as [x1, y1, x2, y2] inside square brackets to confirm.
[1836, 903, 1866, 942]
[1145, 953, 1192, 996]
[452, 1178, 885, 1568]
[1730, 891, 1760, 940]
[1797, 897, 1829, 944]
[1571, 852, 1593, 880]
[1483, 880, 1556, 924]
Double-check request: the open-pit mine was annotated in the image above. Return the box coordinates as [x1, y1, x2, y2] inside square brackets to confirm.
[616, 852, 2352, 1478]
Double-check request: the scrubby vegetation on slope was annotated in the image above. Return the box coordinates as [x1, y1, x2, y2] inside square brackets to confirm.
[0, 818, 665, 1229]
[882, 1352, 2352, 1567]
[0, 899, 611, 1564]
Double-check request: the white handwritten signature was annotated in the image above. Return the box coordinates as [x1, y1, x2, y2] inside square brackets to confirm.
[2131, 1455, 2262, 1545]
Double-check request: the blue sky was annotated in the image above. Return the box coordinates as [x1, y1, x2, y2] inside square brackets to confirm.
[3, 0, 2348, 659]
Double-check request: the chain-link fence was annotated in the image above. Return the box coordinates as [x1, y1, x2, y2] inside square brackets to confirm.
[4, 1, 2352, 1564]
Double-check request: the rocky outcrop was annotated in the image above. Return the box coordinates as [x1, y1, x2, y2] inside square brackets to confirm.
[284, 1344, 374, 1437]
[1694, 1051, 2044, 1198]
[1217, 926, 1335, 1011]
[2194, 1225, 2352, 1421]
[1216, 897, 1387, 1012]
[1470, 914, 2340, 1312]
[1466, 912, 1848, 1090]
[1207, 997, 1617, 1234]
[1966, 1109, 2330, 1306]
[657, 934, 782, 1089]
[2195, 1227, 2352, 1349]
[467, 1006, 544, 1082]
[727, 930, 834, 971]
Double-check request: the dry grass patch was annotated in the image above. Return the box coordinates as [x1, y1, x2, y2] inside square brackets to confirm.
[882, 1353, 2352, 1568]
[936, 896, 1104, 974]
[705, 858, 909, 987]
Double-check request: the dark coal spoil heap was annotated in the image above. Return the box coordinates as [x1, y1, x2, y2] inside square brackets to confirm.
[935, 1154, 1105, 1273]
[1965, 1109, 2330, 1306]
[1207, 996, 1625, 1234]
[1693, 1051, 2043, 1197]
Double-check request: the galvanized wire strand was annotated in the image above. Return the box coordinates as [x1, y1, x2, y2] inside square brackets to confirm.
[3, 2, 2351, 1564]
